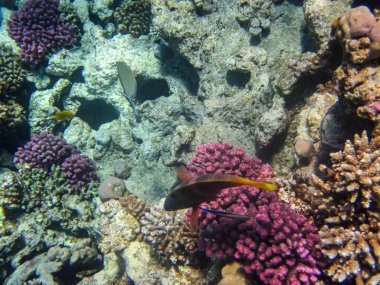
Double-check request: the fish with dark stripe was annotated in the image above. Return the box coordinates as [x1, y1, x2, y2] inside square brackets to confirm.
[164, 165, 277, 230]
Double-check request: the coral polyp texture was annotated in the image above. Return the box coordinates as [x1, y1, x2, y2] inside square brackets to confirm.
[311, 131, 380, 283]
[7, 0, 79, 64]
[332, 6, 380, 64]
[114, 0, 152, 37]
[14, 132, 78, 169]
[14, 132, 97, 191]
[187, 143, 322, 285]
[61, 154, 97, 191]
[0, 44, 26, 97]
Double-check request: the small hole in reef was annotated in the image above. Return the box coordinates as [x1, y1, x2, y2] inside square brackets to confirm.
[226, 70, 251, 88]
[136, 77, 170, 103]
[76, 99, 119, 130]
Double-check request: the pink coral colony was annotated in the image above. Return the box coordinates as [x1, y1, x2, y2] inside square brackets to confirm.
[186, 143, 322, 285]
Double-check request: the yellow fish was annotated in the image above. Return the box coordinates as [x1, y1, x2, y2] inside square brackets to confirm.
[53, 110, 74, 122]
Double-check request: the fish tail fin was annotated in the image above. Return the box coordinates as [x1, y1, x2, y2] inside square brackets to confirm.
[248, 181, 277, 191]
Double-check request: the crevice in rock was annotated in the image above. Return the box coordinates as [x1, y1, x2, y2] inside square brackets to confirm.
[69, 66, 85, 83]
[156, 40, 200, 94]
[226, 70, 251, 88]
[135, 76, 170, 103]
[76, 99, 119, 130]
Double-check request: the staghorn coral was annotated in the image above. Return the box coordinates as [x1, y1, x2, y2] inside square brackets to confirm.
[141, 206, 199, 265]
[311, 131, 380, 283]
[7, 0, 79, 64]
[114, 0, 152, 37]
[332, 6, 380, 64]
[319, 225, 379, 283]
[312, 131, 380, 215]
[0, 44, 26, 97]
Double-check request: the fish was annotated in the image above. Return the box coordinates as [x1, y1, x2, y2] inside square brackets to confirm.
[53, 110, 75, 122]
[198, 207, 253, 220]
[116, 61, 138, 117]
[164, 165, 277, 230]
[164, 165, 277, 211]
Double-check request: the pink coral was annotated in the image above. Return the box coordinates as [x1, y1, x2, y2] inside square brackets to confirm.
[187, 143, 322, 285]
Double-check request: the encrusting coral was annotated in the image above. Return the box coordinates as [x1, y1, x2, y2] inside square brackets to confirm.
[114, 0, 152, 37]
[218, 262, 251, 285]
[311, 131, 380, 283]
[332, 6, 380, 64]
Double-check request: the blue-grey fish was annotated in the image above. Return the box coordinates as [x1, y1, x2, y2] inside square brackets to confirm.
[116, 61, 138, 116]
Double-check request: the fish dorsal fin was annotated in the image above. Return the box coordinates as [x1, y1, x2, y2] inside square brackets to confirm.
[176, 165, 194, 182]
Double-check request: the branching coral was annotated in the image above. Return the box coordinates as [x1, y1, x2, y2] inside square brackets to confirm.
[141, 207, 199, 265]
[187, 143, 322, 285]
[14, 132, 97, 192]
[7, 0, 80, 64]
[114, 0, 152, 37]
[311, 131, 380, 283]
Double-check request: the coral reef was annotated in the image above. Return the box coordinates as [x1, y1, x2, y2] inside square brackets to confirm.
[311, 131, 380, 283]
[235, 0, 274, 38]
[7, 0, 79, 64]
[0, 44, 26, 97]
[0, 99, 26, 138]
[141, 207, 199, 265]
[187, 143, 322, 285]
[332, 5, 380, 64]
[14, 132, 77, 169]
[61, 154, 97, 192]
[0, 164, 100, 283]
[97, 175, 127, 201]
[88, 196, 206, 284]
[114, 0, 152, 37]
[14, 132, 97, 192]
[218, 262, 251, 285]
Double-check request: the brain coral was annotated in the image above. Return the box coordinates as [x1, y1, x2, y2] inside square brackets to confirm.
[114, 0, 152, 37]
[311, 131, 380, 283]
[7, 0, 79, 64]
[187, 143, 322, 285]
[0, 44, 26, 97]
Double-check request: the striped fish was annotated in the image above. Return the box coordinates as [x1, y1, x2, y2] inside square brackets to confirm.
[164, 165, 276, 211]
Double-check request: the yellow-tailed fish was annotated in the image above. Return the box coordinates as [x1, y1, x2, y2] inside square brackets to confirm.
[164, 165, 277, 230]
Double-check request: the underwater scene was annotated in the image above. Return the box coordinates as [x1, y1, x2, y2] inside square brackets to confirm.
[0, 0, 379, 284]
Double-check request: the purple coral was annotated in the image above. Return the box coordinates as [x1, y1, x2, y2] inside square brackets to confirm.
[14, 132, 97, 191]
[14, 132, 78, 169]
[187, 143, 322, 285]
[7, 0, 79, 64]
[61, 154, 97, 191]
